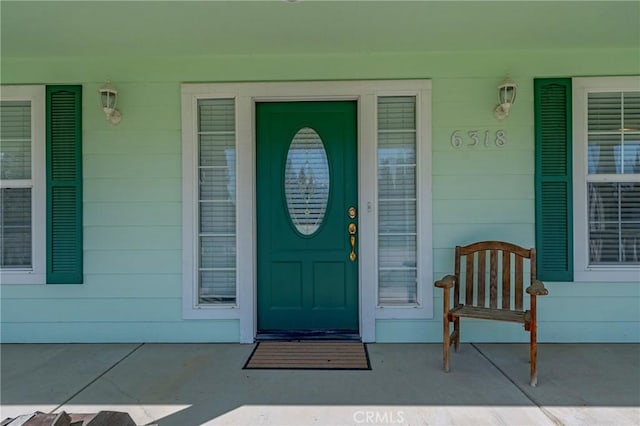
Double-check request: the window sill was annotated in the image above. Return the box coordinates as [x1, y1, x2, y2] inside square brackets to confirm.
[375, 304, 433, 319]
[574, 267, 640, 283]
[0, 271, 46, 285]
[182, 303, 241, 320]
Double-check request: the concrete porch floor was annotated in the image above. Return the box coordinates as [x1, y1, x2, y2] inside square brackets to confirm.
[1, 343, 639, 426]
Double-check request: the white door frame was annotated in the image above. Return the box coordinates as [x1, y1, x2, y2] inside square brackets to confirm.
[181, 80, 433, 343]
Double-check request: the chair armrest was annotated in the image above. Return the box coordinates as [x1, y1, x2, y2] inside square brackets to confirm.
[526, 279, 548, 296]
[435, 275, 456, 289]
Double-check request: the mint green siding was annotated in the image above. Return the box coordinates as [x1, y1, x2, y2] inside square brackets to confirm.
[1, 48, 638, 342]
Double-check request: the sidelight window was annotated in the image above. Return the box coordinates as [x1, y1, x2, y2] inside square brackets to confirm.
[377, 96, 418, 305]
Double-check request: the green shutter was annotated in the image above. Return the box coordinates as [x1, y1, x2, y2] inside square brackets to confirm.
[534, 78, 573, 281]
[46, 86, 83, 284]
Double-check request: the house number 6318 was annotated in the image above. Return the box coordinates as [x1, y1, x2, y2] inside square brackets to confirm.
[451, 130, 506, 148]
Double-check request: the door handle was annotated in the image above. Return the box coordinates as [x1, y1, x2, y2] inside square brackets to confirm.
[348, 223, 357, 262]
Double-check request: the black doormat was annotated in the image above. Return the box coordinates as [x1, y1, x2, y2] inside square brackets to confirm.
[243, 341, 371, 370]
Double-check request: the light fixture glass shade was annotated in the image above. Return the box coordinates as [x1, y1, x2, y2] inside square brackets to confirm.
[101, 91, 115, 112]
[494, 76, 517, 120]
[98, 81, 121, 124]
[499, 85, 516, 106]
[498, 77, 518, 105]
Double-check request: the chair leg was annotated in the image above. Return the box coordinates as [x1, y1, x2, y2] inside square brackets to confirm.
[530, 329, 538, 386]
[443, 315, 451, 372]
[442, 289, 451, 372]
[529, 297, 538, 387]
[453, 318, 460, 352]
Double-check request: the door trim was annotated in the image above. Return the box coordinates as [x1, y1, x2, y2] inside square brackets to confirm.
[181, 80, 433, 343]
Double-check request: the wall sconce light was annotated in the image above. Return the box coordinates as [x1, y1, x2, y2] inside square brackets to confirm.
[494, 76, 517, 120]
[99, 81, 122, 125]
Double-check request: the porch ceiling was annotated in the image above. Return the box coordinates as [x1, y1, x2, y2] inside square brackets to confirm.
[1, 1, 638, 59]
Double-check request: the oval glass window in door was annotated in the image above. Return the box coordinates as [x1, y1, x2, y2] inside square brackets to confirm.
[284, 127, 330, 236]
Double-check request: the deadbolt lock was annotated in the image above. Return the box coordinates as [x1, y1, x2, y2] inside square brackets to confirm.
[348, 206, 357, 219]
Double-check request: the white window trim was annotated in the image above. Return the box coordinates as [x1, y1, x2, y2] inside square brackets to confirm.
[572, 76, 640, 282]
[181, 80, 433, 343]
[0, 85, 46, 285]
[181, 91, 241, 320]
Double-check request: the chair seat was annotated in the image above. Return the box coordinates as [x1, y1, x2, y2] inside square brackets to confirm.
[450, 305, 530, 324]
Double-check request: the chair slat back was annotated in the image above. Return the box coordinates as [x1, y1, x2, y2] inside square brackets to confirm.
[502, 250, 511, 309]
[453, 241, 535, 312]
[515, 255, 524, 310]
[477, 250, 486, 307]
[490, 249, 498, 308]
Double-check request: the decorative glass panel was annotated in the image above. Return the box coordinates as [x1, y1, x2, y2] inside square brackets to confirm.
[197, 99, 236, 305]
[284, 127, 330, 236]
[377, 96, 418, 305]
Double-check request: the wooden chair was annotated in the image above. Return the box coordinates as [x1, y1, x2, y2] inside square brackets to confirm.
[434, 241, 548, 386]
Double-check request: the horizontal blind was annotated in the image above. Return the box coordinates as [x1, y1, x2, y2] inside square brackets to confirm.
[587, 91, 640, 265]
[198, 99, 237, 304]
[588, 92, 640, 174]
[0, 188, 32, 268]
[588, 182, 640, 264]
[377, 96, 418, 305]
[0, 101, 31, 180]
[0, 100, 33, 269]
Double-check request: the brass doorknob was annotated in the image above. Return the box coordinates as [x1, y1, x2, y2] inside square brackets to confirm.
[348, 223, 357, 235]
[348, 223, 357, 261]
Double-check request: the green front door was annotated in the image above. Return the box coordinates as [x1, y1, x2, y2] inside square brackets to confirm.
[257, 101, 358, 333]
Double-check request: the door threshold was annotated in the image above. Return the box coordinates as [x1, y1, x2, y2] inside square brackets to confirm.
[256, 330, 361, 342]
